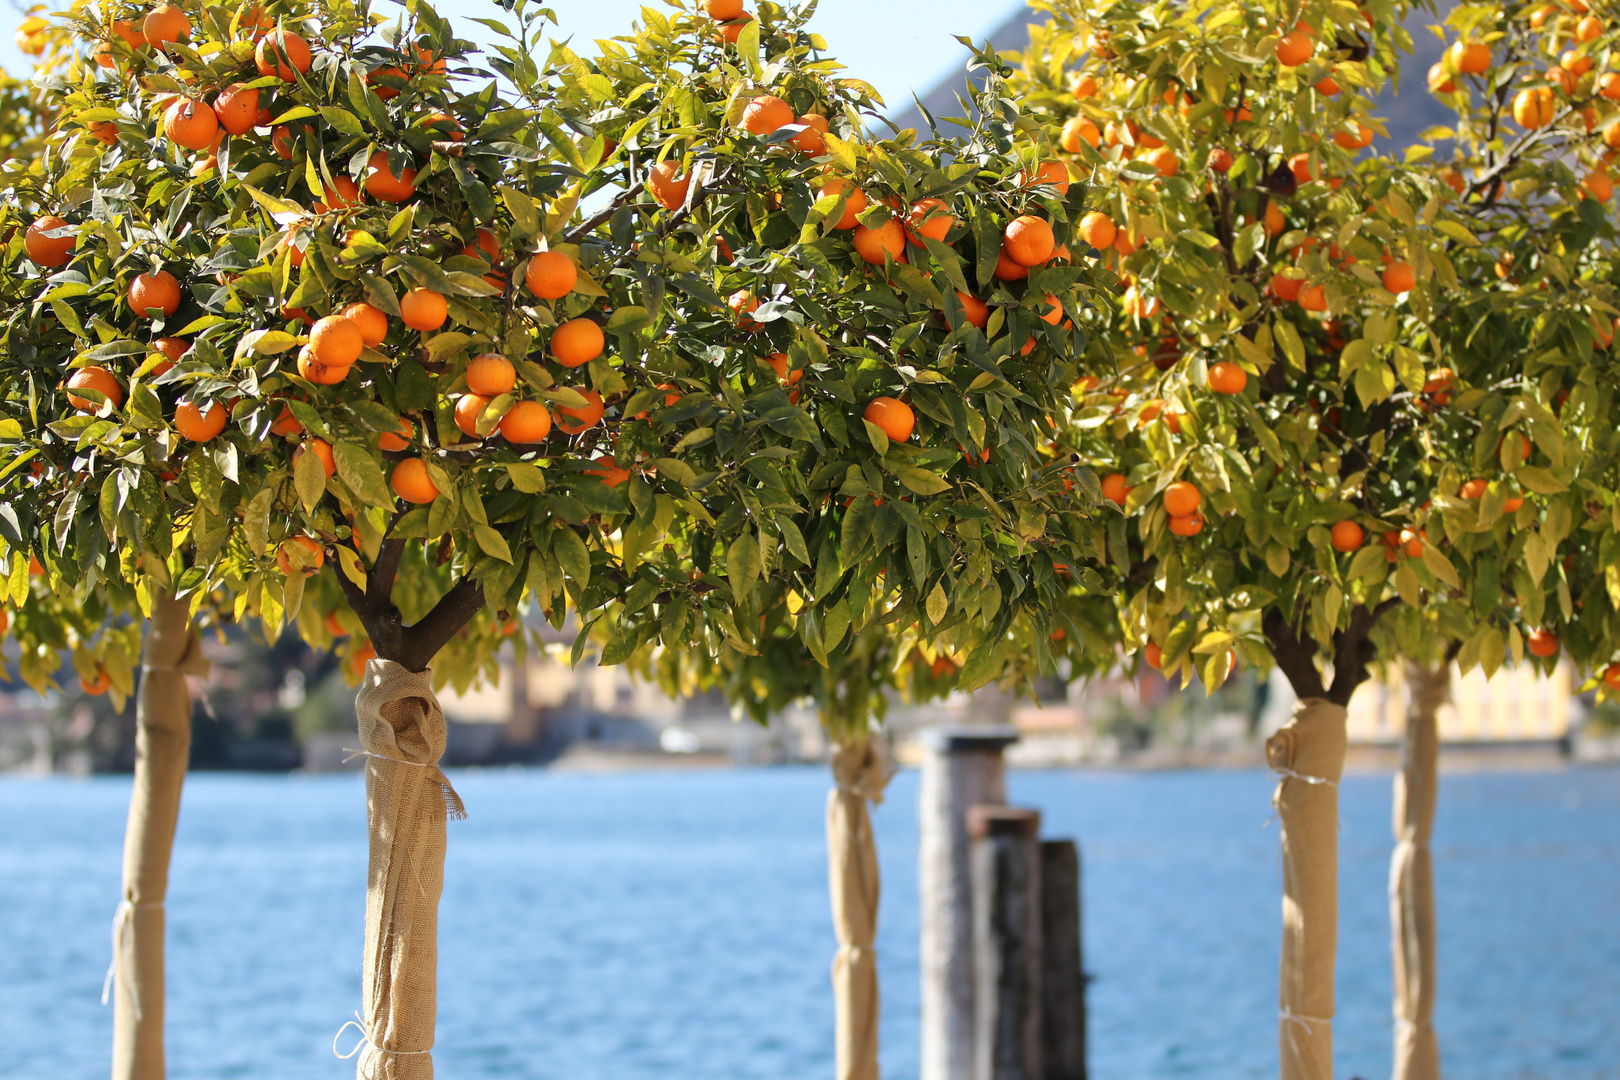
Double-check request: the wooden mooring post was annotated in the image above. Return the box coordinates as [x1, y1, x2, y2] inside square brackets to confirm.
[919, 725, 1019, 1080]
[969, 806, 1045, 1080]
[1041, 840, 1085, 1080]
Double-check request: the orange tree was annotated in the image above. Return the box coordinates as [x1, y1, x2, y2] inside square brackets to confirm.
[2, 0, 1106, 1072]
[1010, 0, 1617, 1077]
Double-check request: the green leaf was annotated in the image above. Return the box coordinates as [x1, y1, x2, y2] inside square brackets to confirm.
[244, 487, 273, 556]
[294, 445, 327, 513]
[727, 531, 761, 601]
[1516, 466, 1567, 494]
[653, 457, 697, 487]
[1273, 320, 1305, 371]
[926, 580, 948, 625]
[554, 526, 590, 585]
[894, 463, 951, 496]
[332, 443, 391, 508]
[506, 462, 546, 493]
[473, 524, 513, 563]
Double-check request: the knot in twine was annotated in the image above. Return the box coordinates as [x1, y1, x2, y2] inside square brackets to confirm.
[101, 899, 163, 1017]
[343, 748, 466, 821]
[334, 1013, 432, 1064]
[1279, 1007, 1332, 1035]
[1263, 714, 1340, 826]
[831, 737, 896, 805]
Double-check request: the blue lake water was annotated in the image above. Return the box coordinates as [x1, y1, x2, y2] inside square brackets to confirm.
[3, 765, 1618, 1079]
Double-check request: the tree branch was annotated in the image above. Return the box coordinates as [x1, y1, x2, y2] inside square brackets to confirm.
[1263, 606, 1327, 700]
[397, 577, 486, 672]
[563, 182, 647, 244]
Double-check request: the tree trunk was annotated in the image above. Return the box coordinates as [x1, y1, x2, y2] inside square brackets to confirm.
[112, 590, 205, 1080]
[1391, 662, 1445, 1080]
[1264, 698, 1347, 1080]
[828, 735, 895, 1080]
[344, 660, 464, 1078]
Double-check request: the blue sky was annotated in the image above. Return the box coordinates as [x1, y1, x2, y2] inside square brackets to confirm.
[0, 0, 1024, 113]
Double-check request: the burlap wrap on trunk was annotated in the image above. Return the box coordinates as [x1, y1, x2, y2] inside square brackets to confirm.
[112, 590, 206, 1080]
[1265, 698, 1347, 1080]
[1391, 663, 1444, 1080]
[351, 660, 464, 1080]
[827, 738, 895, 1080]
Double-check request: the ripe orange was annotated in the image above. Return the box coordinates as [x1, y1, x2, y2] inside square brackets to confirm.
[1334, 122, 1375, 150]
[348, 641, 377, 676]
[1207, 147, 1234, 173]
[1101, 473, 1132, 506]
[270, 404, 304, 437]
[1144, 642, 1163, 669]
[1513, 87, 1555, 129]
[1316, 75, 1342, 95]
[377, 418, 413, 452]
[1207, 362, 1247, 394]
[326, 611, 348, 637]
[1144, 147, 1178, 177]
[129, 270, 182, 319]
[1605, 663, 1620, 691]
[255, 31, 311, 81]
[318, 175, 362, 212]
[1577, 14, 1604, 41]
[164, 99, 219, 151]
[720, 10, 754, 40]
[277, 535, 325, 576]
[1601, 73, 1620, 101]
[466, 352, 516, 396]
[391, 457, 440, 504]
[1460, 478, 1488, 499]
[853, 219, 906, 264]
[955, 291, 990, 329]
[67, 367, 123, 412]
[400, 288, 448, 331]
[1270, 272, 1304, 301]
[1382, 261, 1416, 293]
[1163, 481, 1201, 517]
[764, 352, 803, 386]
[25, 216, 75, 267]
[586, 456, 631, 487]
[728, 289, 762, 328]
[647, 160, 690, 210]
[174, 399, 226, 441]
[1563, 50, 1594, 76]
[905, 198, 956, 243]
[792, 113, 829, 154]
[297, 344, 349, 385]
[994, 248, 1029, 281]
[705, 0, 745, 17]
[454, 393, 491, 439]
[864, 396, 915, 442]
[525, 250, 578, 300]
[1121, 283, 1159, 319]
[213, 83, 259, 136]
[1168, 513, 1204, 537]
[555, 388, 605, 434]
[1503, 496, 1525, 513]
[551, 318, 605, 367]
[364, 151, 417, 203]
[1448, 40, 1491, 75]
[142, 4, 190, 50]
[817, 178, 867, 231]
[310, 315, 364, 367]
[1022, 159, 1070, 195]
[1526, 628, 1560, 658]
[1276, 28, 1313, 66]
[741, 95, 794, 136]
[1297, 283, 1328, 312]
[1003, 215, 1055, 266]
[270, 125, 297, 160]
[150, 337, 188, 376]
[1060, 116, 1101, 152]
[295, 437, 336, 478]
[1330, 520, 1364, 552]
[1583, 168, 1613, 204]
[1077, 211, 1117, 251]
[499, 400, 552, 443]
[1400, 528, 1426, 557]
[340, 302, 388, 347]
[82, 671, 111, 696]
